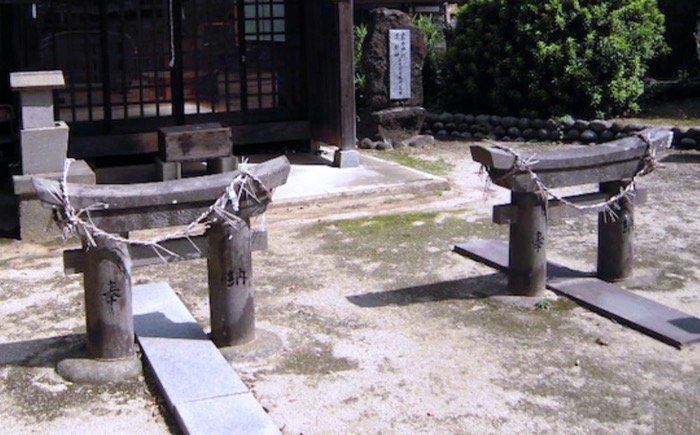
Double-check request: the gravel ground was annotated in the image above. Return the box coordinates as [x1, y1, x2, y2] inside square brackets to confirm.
[2, 140, 700, 434]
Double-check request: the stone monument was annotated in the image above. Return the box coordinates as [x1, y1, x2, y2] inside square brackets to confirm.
[358, 8, 429, 149]
[10, 71, 95, 241]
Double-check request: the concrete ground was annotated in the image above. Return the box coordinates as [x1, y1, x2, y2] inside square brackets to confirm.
[1, 141, 700, 434]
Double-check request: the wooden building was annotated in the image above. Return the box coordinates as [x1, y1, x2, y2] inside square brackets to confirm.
[0, 0, 357, 166]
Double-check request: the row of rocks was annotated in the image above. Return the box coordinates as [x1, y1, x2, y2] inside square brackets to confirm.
[422, 112, 647, 144]
[358, 134, 435, 150]
[420, 111, 700, 149]
[671, 126, 700, 150]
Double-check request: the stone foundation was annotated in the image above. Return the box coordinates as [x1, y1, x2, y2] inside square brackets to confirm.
[420, 111, 697, 149]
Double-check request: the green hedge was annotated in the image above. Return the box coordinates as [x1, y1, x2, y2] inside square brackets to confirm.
[441, 0, 667, 118]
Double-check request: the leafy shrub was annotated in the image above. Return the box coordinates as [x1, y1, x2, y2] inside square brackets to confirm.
[354, 23, 368, 106]
[410, 14, 447, 109]
[441, 0, 668, 118]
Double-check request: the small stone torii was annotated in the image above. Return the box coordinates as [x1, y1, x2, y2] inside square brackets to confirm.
[32, 156, 290, 382]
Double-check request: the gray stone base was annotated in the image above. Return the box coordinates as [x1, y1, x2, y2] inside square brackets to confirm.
[155, 157, 182, 181]
[333, 149, 361, 168]
[56, 356, 142, 384]
[20, 121, 69, 174]
[218, 329, 283, 363]
[12, 159, 96, 242]
[358, 106, 426, 144]
[207, 155, 238, 173]
[18, 199, 59, 241]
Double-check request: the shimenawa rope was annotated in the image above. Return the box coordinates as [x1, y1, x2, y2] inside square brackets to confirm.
[480, 132, 659, 222]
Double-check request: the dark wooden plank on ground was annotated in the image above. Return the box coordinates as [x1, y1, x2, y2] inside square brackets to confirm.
[454, 239, 700, 348]
[548, 278, 700, 349]
[454, 239, 585, 279]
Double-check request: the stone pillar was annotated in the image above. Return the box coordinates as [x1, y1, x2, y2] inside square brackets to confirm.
[508, 192, 547, 297]
[598, 180, 634, 282]
[82, 235, 135, 360]
[207, 221, 256, 347]
[56, 233, 141, 383]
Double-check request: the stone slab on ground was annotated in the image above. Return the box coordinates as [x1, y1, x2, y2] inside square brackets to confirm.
[133, 282, 280, 434]
[454, 239, 700, 348]
[175, 393, 281, 435]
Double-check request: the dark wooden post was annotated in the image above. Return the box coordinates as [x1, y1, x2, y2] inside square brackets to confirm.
[508, 192, 547, 296]
[333, 0, 360, 168]
[207, 221, 255, 347]
[82, 234, 135, 360]
[598, 180, 634, 282]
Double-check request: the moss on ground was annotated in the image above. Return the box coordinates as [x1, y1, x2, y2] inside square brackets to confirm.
[274, 341, 358, 375]
[365, 150, 454, 176]
[315, 210, 502, 287]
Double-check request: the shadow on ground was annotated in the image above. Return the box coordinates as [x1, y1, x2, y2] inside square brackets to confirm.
[660, 152, 700, 164]
[0, 334, 84, 368]
[347, 273, 509, 308]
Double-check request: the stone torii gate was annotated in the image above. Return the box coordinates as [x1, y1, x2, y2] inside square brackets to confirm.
[32, 156, 290, 382]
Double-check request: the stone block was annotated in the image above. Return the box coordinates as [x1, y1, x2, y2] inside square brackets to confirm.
[358, 106, 426, 143]
[19, 91, 56, 129]
[333, 149, 360, 168]
[155, 157, 182, 181]
[174, 393, 281, 435]
[158, 123, 232, 162]
[20, 121, 69, 174]
[10, 70, 65, 91]
[11, 71, 65, 129]
[133, 282, 250, 407]
[18, 198, 60, 242]
[13, 159, 96, 242]
[207, 155, 238, 174]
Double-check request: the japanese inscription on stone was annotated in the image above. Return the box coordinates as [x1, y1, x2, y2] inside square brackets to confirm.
[226, 268, 248, 287]
[389, 29, 411, 100]
[103, 280, 121, 314]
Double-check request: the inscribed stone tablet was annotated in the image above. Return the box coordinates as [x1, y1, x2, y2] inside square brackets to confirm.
[389, 29, 411, 100]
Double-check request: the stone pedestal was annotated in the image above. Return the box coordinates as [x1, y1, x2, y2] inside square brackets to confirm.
[19, 120, 69, 174]
[13, 160, 96, 242]
[358, 106, 426, 144]
[333, 149, 361, 168]
[10, 70, 96, 242]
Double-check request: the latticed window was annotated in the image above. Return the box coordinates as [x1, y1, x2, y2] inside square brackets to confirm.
[27, 0, 306, 136]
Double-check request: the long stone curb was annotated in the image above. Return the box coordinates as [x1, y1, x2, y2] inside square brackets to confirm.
[132, 282, 280, 435]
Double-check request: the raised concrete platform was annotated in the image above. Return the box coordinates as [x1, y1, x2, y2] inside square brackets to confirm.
[133, 282, 280, 435]
[262, 150, 450, 204]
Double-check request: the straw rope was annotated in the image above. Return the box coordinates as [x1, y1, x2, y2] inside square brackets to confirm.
[480, 132, 659, 222]
[49, 159, 269, 259]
